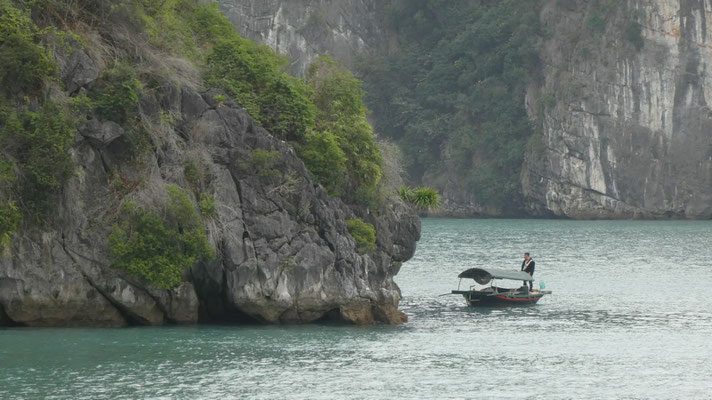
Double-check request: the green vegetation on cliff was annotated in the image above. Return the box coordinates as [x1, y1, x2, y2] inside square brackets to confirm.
[346, 218, 376, 254]
[0, 0, 55, 94]
[132, 1, 383, 205]
[398, 186, 441, 210]
[359, 0, 541, 211]
[0, 102, 76, 218]
[0, 201, 21, 247]
[300, 129, 347, 195]
[302, 56, 382, 200]
[109, 185, 214, 289]
[89, 64, 143, 125]
[205, 40, 315, 142]
[0, 0, 68, 243]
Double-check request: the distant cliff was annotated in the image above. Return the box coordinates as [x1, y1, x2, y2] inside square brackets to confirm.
[217, 0, 385, 75]
[523, 0, 712, 218]
[223, 0, 712, 219]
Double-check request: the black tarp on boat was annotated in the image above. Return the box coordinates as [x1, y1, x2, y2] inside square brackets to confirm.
[458, 268, 533, 285]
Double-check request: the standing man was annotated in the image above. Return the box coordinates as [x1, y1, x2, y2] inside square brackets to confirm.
[521, 252, 535, 291]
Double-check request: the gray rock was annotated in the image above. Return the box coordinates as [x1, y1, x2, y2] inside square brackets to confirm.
[54, 37, 99, 93]
[148, 283, 200, 324]
[0, 235, 126, 327]
[80, 120, 126, 148]
[181, 88, 210, 119]
[217, 0, 386, 76]
[522, 0, 712, 219]
[139, 93, 161, 119]
[101, 277, 165, 326]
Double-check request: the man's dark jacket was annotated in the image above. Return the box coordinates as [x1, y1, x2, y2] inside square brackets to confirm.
[521, 259, 535, 273]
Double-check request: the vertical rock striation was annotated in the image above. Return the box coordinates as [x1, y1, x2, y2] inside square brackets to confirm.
[523, 0, 712, 218]
[216, 0, 385, 75]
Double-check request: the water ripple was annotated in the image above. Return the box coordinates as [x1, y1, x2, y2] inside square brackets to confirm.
[2, 219, 712, 399]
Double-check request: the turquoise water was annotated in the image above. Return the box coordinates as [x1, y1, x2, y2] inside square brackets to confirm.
[2, 219, 712, 399]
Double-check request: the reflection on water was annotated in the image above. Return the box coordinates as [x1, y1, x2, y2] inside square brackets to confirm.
[1, 219, 711, 399]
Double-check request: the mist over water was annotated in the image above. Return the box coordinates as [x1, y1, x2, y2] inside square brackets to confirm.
[2, 219, 711, 399]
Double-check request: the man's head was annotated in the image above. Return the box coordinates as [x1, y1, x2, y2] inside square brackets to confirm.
[524, 252, 530, 260]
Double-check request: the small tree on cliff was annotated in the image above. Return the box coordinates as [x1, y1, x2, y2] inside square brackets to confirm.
[303, 55, 383, 204]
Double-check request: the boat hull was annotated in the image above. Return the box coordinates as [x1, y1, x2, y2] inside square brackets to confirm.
[451, 290, 548, 306]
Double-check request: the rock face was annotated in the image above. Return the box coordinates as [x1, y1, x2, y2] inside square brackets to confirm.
[216, 0, 385, 75]
[522, 0, 712, 218]
[0, 85, 419, 327]
[223, 0, 712, 219]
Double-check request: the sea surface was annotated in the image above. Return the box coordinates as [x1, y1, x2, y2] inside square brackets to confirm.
[2, 219, 712, 399]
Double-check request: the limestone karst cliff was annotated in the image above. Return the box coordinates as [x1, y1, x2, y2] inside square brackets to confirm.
[0, 1, 419, 327]
[3, 89, 419, 326]
[523, 0, 712, 218]
[217, 0, 384, 76]
[1, 85, 419, 326]
[222, 0, 712, 219]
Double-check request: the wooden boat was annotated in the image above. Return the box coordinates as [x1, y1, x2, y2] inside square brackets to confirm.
[450, 268, 552, 306]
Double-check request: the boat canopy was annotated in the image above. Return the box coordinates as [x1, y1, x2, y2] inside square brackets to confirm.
[458, 268, 533, 284]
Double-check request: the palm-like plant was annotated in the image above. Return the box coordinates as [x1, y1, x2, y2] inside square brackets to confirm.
[398, 186, 441, 210]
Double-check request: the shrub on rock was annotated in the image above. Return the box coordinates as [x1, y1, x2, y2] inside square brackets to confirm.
[346, 218, 376, 254]
[109, 185, 214, 289]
